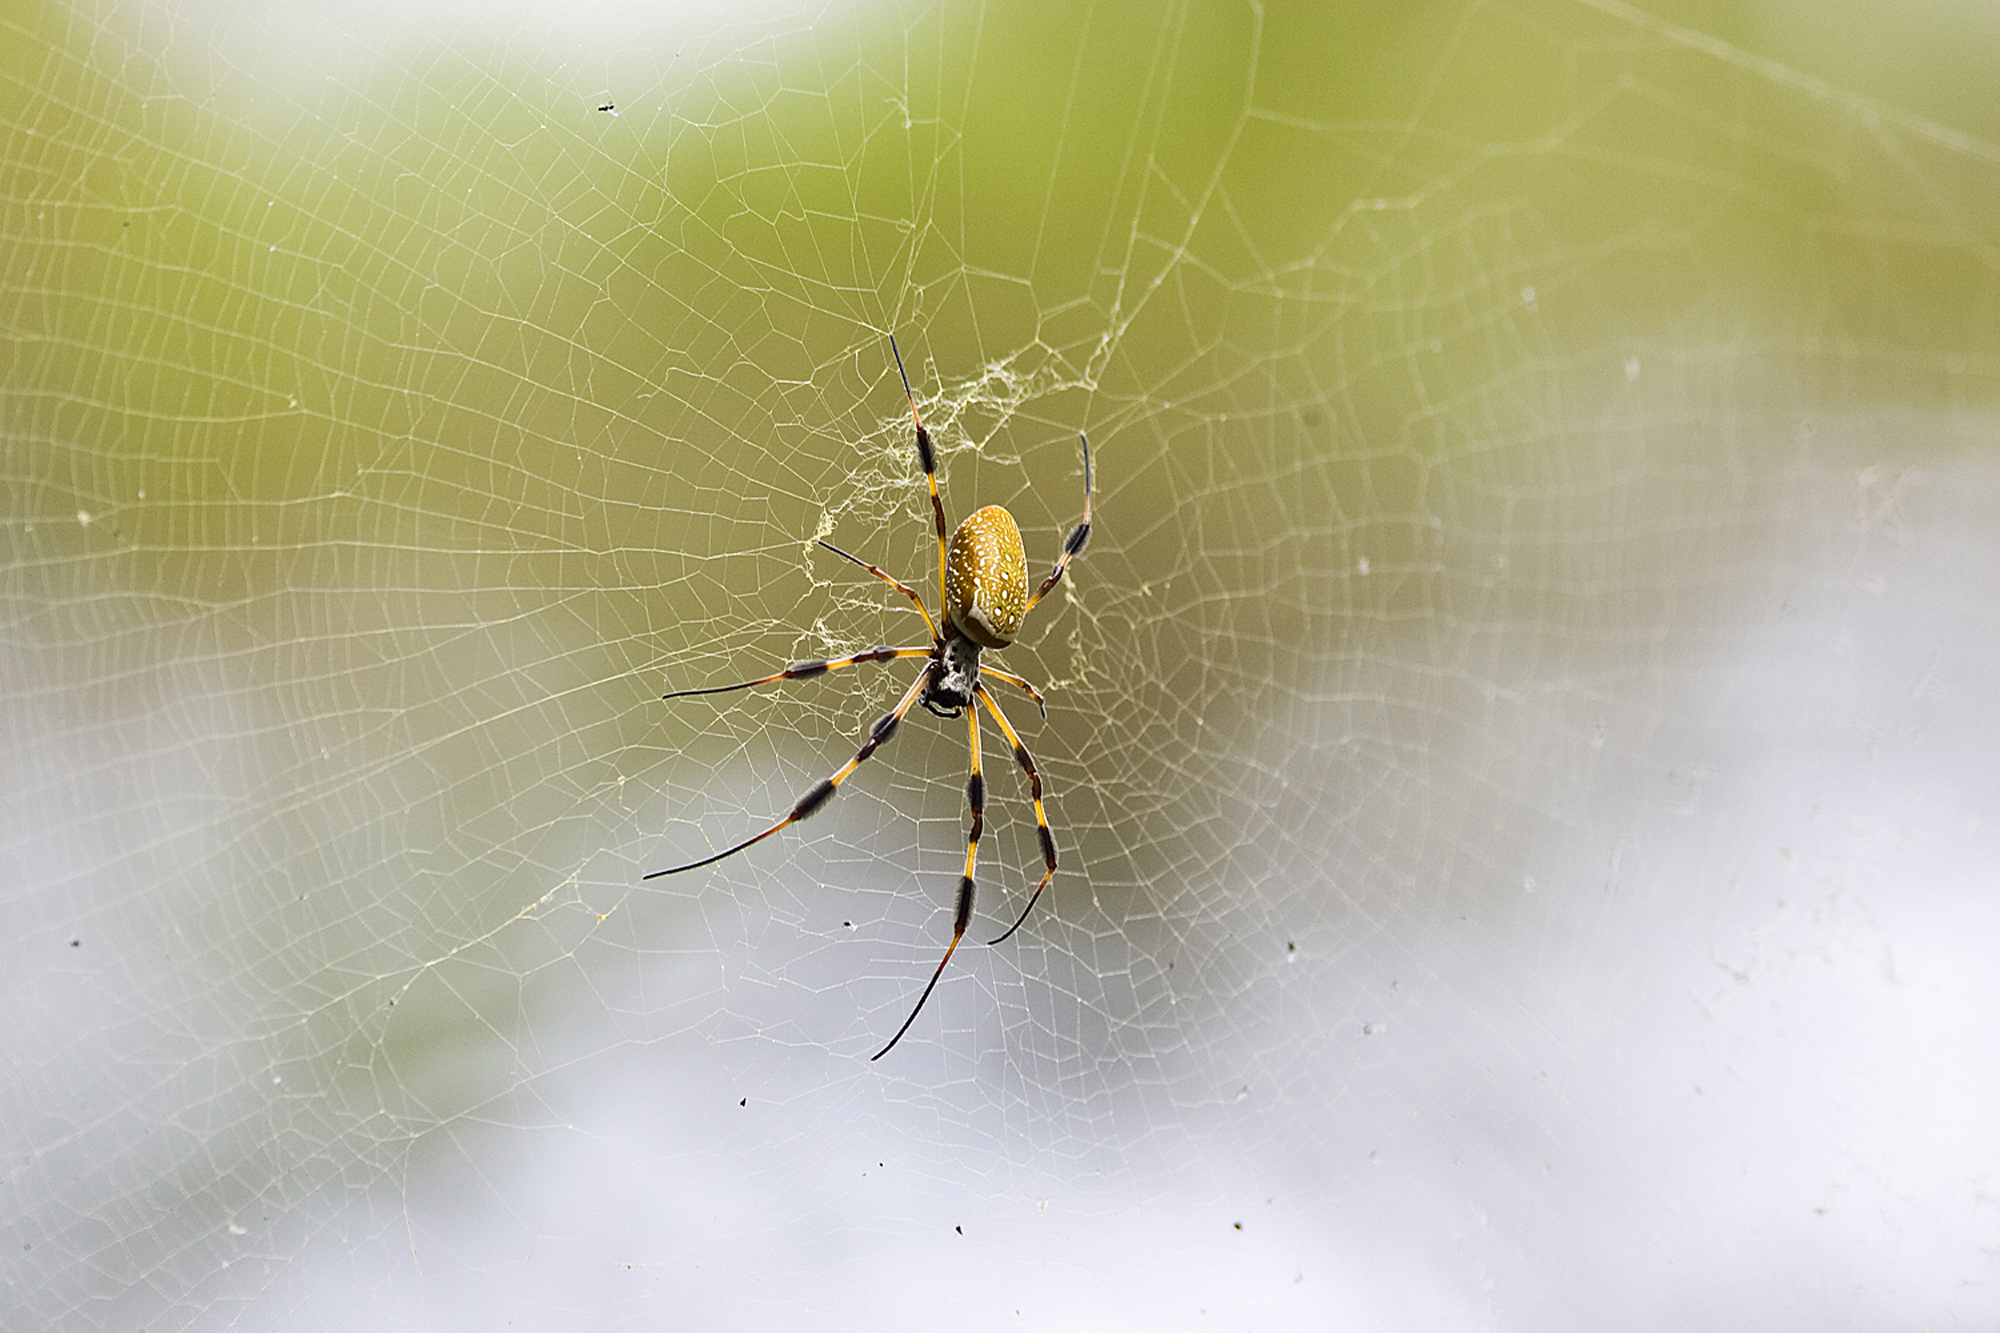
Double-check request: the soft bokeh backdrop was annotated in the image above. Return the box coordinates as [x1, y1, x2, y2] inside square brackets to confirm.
[5, 0, 1997, 1327]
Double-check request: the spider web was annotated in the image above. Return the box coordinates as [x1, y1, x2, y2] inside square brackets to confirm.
[5, 0, 1998, 1327]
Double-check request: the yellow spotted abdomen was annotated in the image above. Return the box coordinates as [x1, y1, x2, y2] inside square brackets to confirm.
[945, 504, 1028, 648]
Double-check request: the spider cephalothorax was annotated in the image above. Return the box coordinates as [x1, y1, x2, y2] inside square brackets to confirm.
[922, 631, 982, 719]
[647, 337, 1092, 1059]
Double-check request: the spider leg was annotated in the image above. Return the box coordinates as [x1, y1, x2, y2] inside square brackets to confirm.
[816, 539, 943, 642]
[974, 682, 1059, 946]
[889, 335, 952, 613]
[977, 665, 1047, 719]
[646, 665, 929, 878]
[872, 701, 984, 1060]
[1021, 433, 1093, 619]
[663, 646, 931, 701]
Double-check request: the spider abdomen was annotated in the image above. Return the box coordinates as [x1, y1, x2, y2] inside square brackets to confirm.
[945, 504, 1028, 648]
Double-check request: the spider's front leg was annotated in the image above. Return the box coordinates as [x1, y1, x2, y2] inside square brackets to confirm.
[872, 696, 985, 1059]
[976, 682, 1059, 946]
[644, 666, 929, 879]
[662, 645, 931, 701]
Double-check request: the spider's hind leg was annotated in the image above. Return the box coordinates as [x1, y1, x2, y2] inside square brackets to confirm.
[1022, 432, 1093, 619]
[889, 335, 953, 612]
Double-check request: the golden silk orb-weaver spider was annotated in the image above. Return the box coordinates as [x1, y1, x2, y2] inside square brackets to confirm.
[646, 337, 1093, 1060]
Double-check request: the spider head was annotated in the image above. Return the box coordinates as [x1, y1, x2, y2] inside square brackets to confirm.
[921, 633, 981, 718]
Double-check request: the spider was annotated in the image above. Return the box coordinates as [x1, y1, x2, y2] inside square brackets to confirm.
[646, 337, 1092, 1059]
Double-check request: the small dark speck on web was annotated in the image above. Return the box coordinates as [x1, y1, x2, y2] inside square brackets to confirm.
[597, 103, 615, 112]
[955, 1226, 963, 1235]
[1233, 1221, 1243, 1231]
[70, 939, 80, 947]
[739, 1098, 747, 1107]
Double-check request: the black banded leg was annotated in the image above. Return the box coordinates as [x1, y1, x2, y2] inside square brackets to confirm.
[1022, 432, 1093, 618]
[816, 539, 943, 642]
[645, 666, 929, 878]
[663, 646, 932, 701]
[974, 683, 1059, 946]
[871, 701, 984, 1060]
[963, 697, 984, 901]
[978, 665, 1047, 718]
[889, 335, 952, 611]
